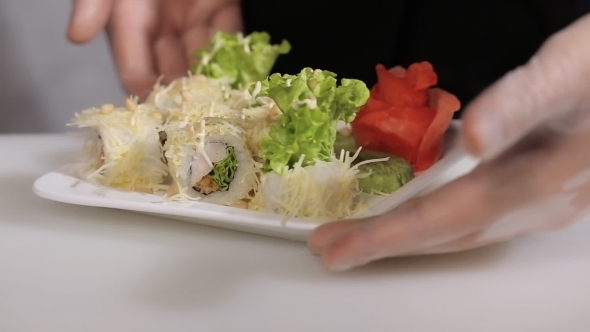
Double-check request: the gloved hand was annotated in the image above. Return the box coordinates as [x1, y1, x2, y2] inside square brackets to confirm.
[67, 0, 242, 99]
[308, 13, 590, 272]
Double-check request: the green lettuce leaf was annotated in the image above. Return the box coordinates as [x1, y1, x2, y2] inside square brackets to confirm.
[255, 68, 370, 173]
[191, 31, 290, 88]
[209, 146, 237, 191]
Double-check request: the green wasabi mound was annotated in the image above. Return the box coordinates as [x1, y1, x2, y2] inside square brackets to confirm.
[334, 131, 414, 194]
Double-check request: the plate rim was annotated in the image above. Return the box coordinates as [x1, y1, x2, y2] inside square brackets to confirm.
[32, 120, 468, 241]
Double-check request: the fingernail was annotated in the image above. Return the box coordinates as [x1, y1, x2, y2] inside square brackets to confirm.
[307, 235, 322, 256]
[325, 253, 377, 272]
[309, 245, 322, 256]
[467, 111, 506, 160]
[327, 260, 357, 272]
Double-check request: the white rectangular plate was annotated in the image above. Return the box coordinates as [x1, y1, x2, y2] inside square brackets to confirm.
[33, 121, 475, 241]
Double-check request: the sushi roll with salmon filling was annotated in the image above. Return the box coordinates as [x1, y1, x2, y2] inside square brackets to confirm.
[164, 118, 257, 206]
[69, 99, 169, 193]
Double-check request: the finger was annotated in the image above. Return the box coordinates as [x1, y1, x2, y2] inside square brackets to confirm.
[180, 0, 218, 62]
[318, 174, 493, 272]
[154, 34, 189, 84]
[154, 27, 190, 84]
[461, 14, 590, 160]
[182, 27, 212, 67]
[319, 128, 586, 272]
[317, 146, 545, 272]
[308, 219, 365, 256]
[210, 3, 243, 33]
[108, 0, 159, 99]
[182, 2, 243, 65]
[407, 232, 511, 256]
[67, 0, 114, 43]
[307, 197, 428, 257]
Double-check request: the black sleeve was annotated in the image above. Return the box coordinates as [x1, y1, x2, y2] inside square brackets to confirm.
[241, 0, 590, 117]
[395, 0, 590, 112]
[241, 0, 407, 86]
[524, 0, 590, 32]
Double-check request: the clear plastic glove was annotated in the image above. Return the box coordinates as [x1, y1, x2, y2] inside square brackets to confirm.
[66, 0, 242, 99]
[308, 13, 590, 272]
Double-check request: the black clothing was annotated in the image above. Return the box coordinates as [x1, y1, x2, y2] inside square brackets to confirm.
[242, 0, 590, 116]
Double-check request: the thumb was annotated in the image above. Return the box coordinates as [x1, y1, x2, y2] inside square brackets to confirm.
[461, 13, 590, 160]
[67, 0, 114, 43]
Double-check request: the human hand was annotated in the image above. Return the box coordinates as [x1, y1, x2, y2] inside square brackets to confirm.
[308, 13, 590, 271]
[67, 0, 242, 99]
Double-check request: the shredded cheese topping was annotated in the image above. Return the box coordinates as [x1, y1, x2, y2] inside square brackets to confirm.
[251, 148, 385, 221]
[68, 103, 168, 193]
[69, 72, 388, 222]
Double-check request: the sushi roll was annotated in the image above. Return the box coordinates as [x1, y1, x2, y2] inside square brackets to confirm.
[69, 98, 169, 193]
[164, 118, 257, 206]
[147, 73, 282, 161]
[255, 150, 368, 220]
[145, 72, 231, 112]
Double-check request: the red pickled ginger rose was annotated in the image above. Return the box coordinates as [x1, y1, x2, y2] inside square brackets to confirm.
[351, 62, 460, 172]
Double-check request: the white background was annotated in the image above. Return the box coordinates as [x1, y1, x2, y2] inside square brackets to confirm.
[0, 0, 124, 133]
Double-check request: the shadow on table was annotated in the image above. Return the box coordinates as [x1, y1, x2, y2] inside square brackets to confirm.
[128, 241, 512, 312]
[1, 172, 512, 311]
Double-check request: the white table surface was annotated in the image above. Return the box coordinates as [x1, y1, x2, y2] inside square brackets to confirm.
[1, 134, 589, 332]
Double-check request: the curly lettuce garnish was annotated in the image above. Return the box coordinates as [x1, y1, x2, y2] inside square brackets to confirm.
[191, 31, 291, 88]
[254, 68, 370, 173]
[209, 146, 238, 192]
